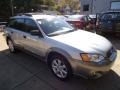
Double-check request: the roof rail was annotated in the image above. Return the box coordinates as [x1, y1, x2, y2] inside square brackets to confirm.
[16, 12, 47, 17]
[17, 13, 32, 17]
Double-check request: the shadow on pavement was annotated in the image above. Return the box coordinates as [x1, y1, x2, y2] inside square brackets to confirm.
[70, 70, 120, 90]
[0, 49, 120, 90]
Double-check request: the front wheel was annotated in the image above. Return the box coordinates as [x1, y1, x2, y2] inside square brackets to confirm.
[49, 55, 72, 80]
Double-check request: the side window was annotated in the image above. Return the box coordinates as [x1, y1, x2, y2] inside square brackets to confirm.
[101, 14, 114, 20]
[80, 17, 84, 21]
[84, 16, 88, 22]
[15, 19, 25, 31]
[25, 19, 38, 33]
[82, 16, 88, 22]
[8, 19, 16, 28]
[87, 16, 92, 21]
[101, 14, 107, 21]
[8, 18, 25, 31]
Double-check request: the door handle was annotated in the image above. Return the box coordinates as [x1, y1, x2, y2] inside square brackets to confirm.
[23, 35, 27, 38]
[11, 31, 13, 34]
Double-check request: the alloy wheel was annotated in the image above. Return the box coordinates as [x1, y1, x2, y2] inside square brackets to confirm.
[51, 59, 68, 79]
[8, 40, 15, 52]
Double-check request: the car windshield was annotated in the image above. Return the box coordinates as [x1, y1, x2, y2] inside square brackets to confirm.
[37, 18, 74, 36]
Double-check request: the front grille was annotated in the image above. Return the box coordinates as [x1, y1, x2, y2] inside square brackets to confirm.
[106, 47, 115, 58]
[107, 50, 112, 58]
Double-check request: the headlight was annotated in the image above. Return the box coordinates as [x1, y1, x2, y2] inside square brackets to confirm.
[80, 53, 104, 62]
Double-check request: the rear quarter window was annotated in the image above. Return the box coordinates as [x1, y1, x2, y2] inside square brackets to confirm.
[8, 18, 25, 31]
[8, 19, 16, 28]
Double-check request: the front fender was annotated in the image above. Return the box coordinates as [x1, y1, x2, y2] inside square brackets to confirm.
[45, 47, 72, 62]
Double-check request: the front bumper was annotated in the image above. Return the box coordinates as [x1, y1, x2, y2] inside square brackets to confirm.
[72, 61, 114, 78]
[69, 57, 116, 79]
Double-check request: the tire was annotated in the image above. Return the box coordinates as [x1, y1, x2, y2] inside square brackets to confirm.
[7, 39, 16, 53]
[49, 55, 72, 80]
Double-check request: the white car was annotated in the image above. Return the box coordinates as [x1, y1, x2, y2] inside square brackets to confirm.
[5, 14, 117, 80]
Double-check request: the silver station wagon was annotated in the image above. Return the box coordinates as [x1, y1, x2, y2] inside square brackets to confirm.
[5, 13, 117, 80]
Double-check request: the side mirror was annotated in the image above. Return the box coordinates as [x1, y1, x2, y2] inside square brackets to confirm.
[30, 30, 41, 36]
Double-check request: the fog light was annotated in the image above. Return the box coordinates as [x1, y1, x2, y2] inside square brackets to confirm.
[90, 71, 96, 76]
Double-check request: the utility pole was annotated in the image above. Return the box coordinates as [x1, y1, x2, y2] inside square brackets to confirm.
[10, 0, 14, 16]
[91, 0, 94, 14]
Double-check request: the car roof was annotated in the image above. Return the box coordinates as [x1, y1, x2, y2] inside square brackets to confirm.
[32, 15, 56, 20]
[11, 14, 56, 20]
[67, 15, 85, 21]
[89, 15, 96, 18]
[100, 11, 120, 14]
[56, 15, 68, 20]
[68, 15, 85, 18]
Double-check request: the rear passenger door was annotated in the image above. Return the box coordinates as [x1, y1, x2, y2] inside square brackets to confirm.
[7, 18, 26, 47]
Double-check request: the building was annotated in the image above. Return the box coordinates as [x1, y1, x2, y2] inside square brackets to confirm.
[80, 0, 120, 14]
[55, 0, 80, 14]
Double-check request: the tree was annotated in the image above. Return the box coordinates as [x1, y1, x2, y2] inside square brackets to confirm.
[55, 0, 80, 14]
[14, 0, 55, 12]
[0, 0, 11, 19]
[0, 0, 56, 19]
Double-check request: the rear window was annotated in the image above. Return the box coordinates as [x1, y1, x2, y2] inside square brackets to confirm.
[68, 15, 84, 21]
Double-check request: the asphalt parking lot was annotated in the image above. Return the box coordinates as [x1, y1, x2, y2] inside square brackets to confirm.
[0, 32, 120, 90]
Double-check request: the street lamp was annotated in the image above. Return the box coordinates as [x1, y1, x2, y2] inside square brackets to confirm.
[10, 0, 14, 16]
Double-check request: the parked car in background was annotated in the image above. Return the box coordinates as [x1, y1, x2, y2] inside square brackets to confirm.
[89, 14, 97, 24]
[56, 15, 68, 21]
[67, 15, 95, 30]
[5, 13, 117, 80]
[0, 18, 7, 25]
[64, 15, 70, 18]
[96, 11, 120, 35]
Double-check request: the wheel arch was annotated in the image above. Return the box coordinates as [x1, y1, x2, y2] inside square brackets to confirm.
[6, 35, 12, 45]
[46, 47, 72, 66]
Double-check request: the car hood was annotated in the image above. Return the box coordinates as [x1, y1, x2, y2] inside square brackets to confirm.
[50, 30, 112, 56]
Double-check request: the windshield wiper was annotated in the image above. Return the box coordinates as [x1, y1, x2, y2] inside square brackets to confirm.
[48, 29, 75, 36]
[65, 29, 75, 32]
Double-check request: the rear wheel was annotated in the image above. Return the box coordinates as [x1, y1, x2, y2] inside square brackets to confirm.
[49, 55, 72, 80]
[7, 39, 16, 53]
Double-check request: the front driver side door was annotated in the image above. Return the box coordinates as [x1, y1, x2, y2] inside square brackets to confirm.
[23, 19, 46, 57]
